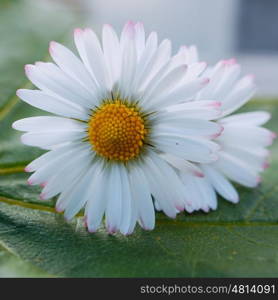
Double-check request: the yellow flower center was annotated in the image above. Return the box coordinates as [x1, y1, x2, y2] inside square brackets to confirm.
[88, 100, 147, 162]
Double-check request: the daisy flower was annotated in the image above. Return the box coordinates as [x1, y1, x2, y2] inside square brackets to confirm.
[177, 58, 275, 212]
[12, 22, 223, 234]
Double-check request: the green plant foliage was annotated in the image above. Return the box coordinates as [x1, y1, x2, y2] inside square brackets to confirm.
[0, 0, 277, 278]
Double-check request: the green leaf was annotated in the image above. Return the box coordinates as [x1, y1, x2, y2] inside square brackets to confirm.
[0, 0, 76, 169]
[0, 245, 50, 278]
[1, 0, 278, 278]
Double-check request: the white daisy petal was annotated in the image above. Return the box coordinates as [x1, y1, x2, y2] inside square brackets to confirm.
[24, 142, 87, 172]
[120, 21, 133, 47]
[175, 45, 199, 66]
[134, 22, 145, 59]
[186, 45, 199, 64]
[63, 164, 99, 220]
[179, 172, 202, 211]
[119, 166, 135, 235]
[74, 28, 97, 83]
[12, 116, 87, 133]
[130, 166, 155, 230]
[13, 22, 272, 235]
[150, 78, 210, 108]
[41, 150, 95, 200]
[86, 167, 108, 233]
[213, 63, 241, 100]
[214, 152, 259, 188]
[102, 24, 121, 85]
[159, 153, 204, 177]
[56, 159, 98, 214]
[220, 75, 256, 117]
[196, 60, 226, 100]
[118, 22, 137, 99]
[142, 155, 178, 218]
[137, 39, 171, 92]
[75, 28, 110, 92]
[174, 59, 276, 212]
[142, 64, 188, 109]
[155, 118, 223, 137]
[27, 145, 92, 185]
[149, 151, 185, 211]
[132, 31, 158, 91]
[167, 100, 221, 110]
[182, 172, 217, 211]
[154, 200, 162, 211]
[152, 134, 220, 163]
[26, 62, 95, 109]
[217, 124, 274, 148]
[185, 62, 207, 81]
[221, 144, 268, 172]
[21, 130, 87, 150]
[164, 100, 221, 120]
[49, 41, 99, 100]
[105, 164, 123, 233]
[220, 111, 271, 126]
[165, 47, 187, 73]
[201, 164, 239, 203]
[84, 28, 112, 89]
[17, 89, 89, 120]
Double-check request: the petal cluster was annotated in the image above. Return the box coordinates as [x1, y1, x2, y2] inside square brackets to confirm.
[12, 22, 274, 234]
[179, 59, 275, 212]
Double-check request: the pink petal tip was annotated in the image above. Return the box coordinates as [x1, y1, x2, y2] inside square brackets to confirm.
[201, 78, 210, 85]
[107, 226, 117, 234]
[247, 74, 255, 81]
[84, 27, 92, 34]
[16, 89, 22, 97]
[208, 101, 221, 108]
[125, 20, 135, 26]
[39, 193, 45, 200]
[194, 171, 205, 178]
[103, 23, 112, 29]
[49, 41, 56, 53]
[74, 28, 83, 36]
[123, 21, 135, 39]
[217, 125, 225, 136]
[263, 161, 270, 169]
[27, 179, 33, 185]
[271, 132, 277, 139]
[226, 58, 237, 65]
[24, 64, 32, 74]
[210, 132, 221, 139]
[202, 206, 210, 213]
[55, 205, 63, 213]
[88, 228, 96, 233]
[233, 196, 239, 203]
[180, 45, 188, 50]
[176, 205, 184, 212]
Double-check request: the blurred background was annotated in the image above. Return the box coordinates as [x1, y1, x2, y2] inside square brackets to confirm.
[0, 0, 277, 278]
[61, 0, 278, 98]
[4, 0, 278, 97]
